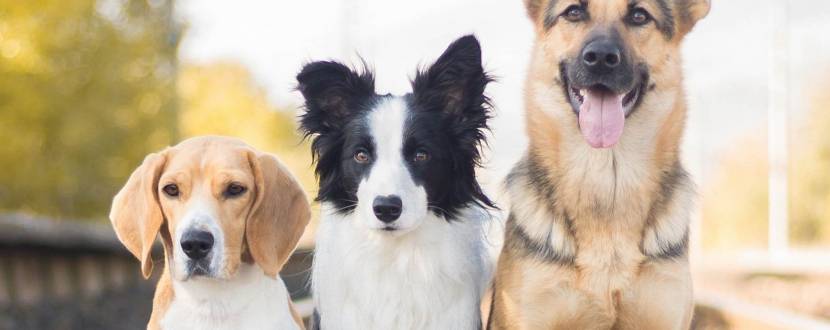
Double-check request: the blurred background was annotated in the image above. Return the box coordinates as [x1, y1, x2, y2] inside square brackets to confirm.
[0, 0, 828, 329]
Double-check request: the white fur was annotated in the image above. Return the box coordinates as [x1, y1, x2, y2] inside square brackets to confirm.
[161, 264, 299, 330]
[172, 194, 226, 281]
[164, 189, 298, 330]
[356, 98, 428, 233]
[312, 98, 490, 329]
[313, 204, 490, 330]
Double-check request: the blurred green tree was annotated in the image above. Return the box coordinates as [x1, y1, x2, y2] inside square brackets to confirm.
[0, 0, 180, 219]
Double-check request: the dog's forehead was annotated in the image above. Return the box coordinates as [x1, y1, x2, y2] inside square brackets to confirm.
[165, 137, 253, 176]
[547, 0, 673, 17]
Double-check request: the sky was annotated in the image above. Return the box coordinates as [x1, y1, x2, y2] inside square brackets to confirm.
[176, 0, 830, 191]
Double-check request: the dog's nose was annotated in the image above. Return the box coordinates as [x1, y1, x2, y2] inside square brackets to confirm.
[181, 230, 214, 260]
[582, 40, 622, 71]
[372, 195, 402, 223]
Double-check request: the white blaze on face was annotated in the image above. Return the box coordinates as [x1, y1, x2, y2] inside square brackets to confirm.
[356, 97, 428, 233]
[173, 186, 225, 280]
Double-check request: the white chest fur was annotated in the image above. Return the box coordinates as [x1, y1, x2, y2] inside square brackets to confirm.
[161, 264, 299, 330]
[312, 205, 491, 330]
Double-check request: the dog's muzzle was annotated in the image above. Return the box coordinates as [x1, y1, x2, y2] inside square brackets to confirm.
[562, 32, 647, 149]
[181, 229, 214, 276]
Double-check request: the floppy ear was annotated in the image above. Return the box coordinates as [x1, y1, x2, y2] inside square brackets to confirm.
[412, 35, 493, 124]
[109, 152, 167, 279]
[677, 0, 710, 36]
[296, 60, 375, 136]
[246, 152, 311, 278]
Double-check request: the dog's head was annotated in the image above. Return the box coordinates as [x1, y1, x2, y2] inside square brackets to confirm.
[524, 0, 709, 148]
[297, 35, 495, 235]
[110, 136, 310, 281]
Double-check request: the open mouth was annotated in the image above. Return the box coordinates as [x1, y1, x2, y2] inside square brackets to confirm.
[567, 84, 642, 118]
[563, 76, 647, 149]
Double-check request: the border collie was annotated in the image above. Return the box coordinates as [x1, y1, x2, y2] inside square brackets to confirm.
[296, 35, 495, 330]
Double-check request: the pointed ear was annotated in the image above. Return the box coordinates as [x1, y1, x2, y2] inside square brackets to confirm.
[296, 61, 375, 136]
[246, 152, 311, 278]
[677, 0, 710, 36]
[412, 35, 493, 119]
[110, 151, 167, 279]
[524, 0, 546, 21]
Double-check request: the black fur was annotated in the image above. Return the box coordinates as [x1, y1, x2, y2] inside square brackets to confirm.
[296, 61, 378, 210]
[410, 35, 497, 217]
[653, 0, 677, 38]
[310, 309, 321, 330]
[297, 35, 496, 220]
[650, 230, 689, 260]
[504, 156, 576, 265]
[505, 215, 575, 265]
[643, 162, 691, 260]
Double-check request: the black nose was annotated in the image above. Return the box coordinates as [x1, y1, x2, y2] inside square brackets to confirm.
[373, 195, 402, 223]
[181, 230, 214, 260]
[582, 39, 622, 72]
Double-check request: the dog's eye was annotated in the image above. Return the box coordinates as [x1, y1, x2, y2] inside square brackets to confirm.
[354, 150, 371, 164]
[225, 183, 247, 197]
[413, 150, 430, 162]
[162, 184, 179, 197]
[562, 5, 587, 22]
[627, 8, 652, 26]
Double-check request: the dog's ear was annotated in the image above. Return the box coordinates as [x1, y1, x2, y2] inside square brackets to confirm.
[677, 0, 710, 36]
[110, 151, 167, 279]
[524, 0, 547, 21]
[412, 35, 493, 121]
[296, 61, 375, 136]
[246, 152, 311, 278]
[412, 35, 497, 213]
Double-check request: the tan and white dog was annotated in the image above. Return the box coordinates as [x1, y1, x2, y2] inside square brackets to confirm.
[110, 136, 310, 330]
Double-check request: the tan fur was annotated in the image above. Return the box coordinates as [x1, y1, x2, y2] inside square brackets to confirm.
[490, 1, 709, 329]
[110, 136, 309, 329]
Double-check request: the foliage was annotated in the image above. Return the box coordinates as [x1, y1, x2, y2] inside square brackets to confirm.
[0, 1, 312, 222]
[0, 0, 180, 219]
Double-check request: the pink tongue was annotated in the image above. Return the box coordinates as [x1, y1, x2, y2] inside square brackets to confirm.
[578, 89, 625, 148]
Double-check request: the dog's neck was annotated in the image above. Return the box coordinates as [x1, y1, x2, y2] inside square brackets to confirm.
[159, 264, 299, 330]
[524, 73, 687, 221]
[312, 204, 489, 329]
[514, 72, 693, 300]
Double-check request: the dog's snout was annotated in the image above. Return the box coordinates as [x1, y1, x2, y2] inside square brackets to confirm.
[181, 230, 214, 260]
[372, 195, 402, 223]
[582, 39, 623, 72]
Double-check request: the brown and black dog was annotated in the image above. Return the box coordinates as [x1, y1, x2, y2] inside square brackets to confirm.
[489, 0, 709, 329]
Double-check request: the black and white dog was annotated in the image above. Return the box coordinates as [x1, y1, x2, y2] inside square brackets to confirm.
[297, 35, 495, 329]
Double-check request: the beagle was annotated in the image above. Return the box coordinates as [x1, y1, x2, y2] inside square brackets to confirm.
[110, 136, 311, 330]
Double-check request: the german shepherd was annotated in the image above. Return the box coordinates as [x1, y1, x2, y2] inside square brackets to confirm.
[489, 0, 709, 329]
